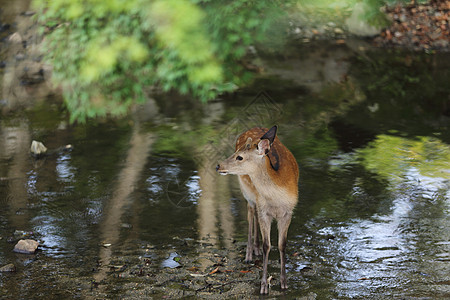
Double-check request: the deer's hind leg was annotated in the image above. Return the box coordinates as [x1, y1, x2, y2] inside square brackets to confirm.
[277, 212, 292, 290]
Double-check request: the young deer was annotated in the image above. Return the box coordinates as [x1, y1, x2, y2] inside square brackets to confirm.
[216, 126, 299, 294]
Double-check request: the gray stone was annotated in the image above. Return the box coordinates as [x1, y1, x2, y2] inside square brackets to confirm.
[22, 11, 36, 17]
[13, 239, 39, 254]
[346, 3, 383, 37]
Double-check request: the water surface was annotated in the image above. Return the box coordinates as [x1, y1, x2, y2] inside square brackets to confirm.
[0, 11, 449, 298]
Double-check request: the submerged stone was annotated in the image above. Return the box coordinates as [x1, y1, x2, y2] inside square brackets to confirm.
[13, 239, 39, 254]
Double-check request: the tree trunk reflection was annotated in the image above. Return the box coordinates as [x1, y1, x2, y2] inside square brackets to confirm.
[93, 123, 154, 284]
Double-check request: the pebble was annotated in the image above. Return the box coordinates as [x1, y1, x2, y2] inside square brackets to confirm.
[8, 32, 22, 43]
[334, 28, 344, 34]
[22, 11, 36, 17]
[0, 264, 16, 272]
[30, 140, 47, 156]
[13, 239, 39, 254]
[15, 53, 25, 61]
[297, 292, 318, 300]
[374, 1, 449, 51]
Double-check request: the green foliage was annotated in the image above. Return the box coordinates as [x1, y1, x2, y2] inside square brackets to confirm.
[151, 124, 216, 158]
[199, 0, 286, 79]
[33, 0, 288, 122]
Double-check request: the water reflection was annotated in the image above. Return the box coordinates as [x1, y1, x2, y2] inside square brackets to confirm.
[358, 134, 450, 181]
[264, 41, 351, 93]
[197, 149, 235, 251]
[55, 153, 75, 184]
[93, 123, 154, 284]
[292, 145, 450, 298]
[0, 37, 449, 298]
[0, 122, 31, 229]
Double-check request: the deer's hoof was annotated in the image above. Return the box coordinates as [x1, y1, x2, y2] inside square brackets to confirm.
[260, 282, 269, 294]
[280, 274, 288, 290]
[245, 252, 253, 263]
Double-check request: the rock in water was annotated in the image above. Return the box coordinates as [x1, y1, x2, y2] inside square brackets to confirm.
[13, 239, 39, 254]
[30, 140, 47, 156]
[0, 264, 16, 272]
[346, 3, 383, 37]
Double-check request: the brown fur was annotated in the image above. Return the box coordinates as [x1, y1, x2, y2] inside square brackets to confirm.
[236, 127, 299, 199]
[217, 126, 299, 294]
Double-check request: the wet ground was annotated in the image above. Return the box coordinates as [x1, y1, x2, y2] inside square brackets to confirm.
[1, 1, 450, 300]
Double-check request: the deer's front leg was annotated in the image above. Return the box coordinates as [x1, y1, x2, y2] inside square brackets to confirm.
[258, 212, 272, 294]
[245, 203, 255, 263]
[253, 212, 262, 256]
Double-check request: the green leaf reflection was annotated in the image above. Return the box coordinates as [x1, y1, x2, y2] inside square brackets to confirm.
[358, 134, 450, 181]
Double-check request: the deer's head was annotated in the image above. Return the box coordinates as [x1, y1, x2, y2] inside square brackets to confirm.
[216, 126, 277, 176]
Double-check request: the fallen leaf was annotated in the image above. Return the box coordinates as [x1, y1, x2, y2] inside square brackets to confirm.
[240, 270, 253, 273]
[208, 266, 219, 275]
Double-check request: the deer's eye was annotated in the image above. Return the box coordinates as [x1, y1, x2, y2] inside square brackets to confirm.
[236, 155, 243, 161]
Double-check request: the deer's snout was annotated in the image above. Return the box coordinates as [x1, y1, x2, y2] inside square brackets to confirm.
[216, 163, 228, 175]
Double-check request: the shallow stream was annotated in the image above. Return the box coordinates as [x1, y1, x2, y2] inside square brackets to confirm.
[0, 2, 449, 299]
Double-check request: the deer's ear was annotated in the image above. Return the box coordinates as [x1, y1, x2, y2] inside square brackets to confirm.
[245, 137, 253, 150]
[257, 139, 270, 156]
[260, 125, 277, 145]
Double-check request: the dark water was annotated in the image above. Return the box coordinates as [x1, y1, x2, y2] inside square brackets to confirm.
[1, 4, 450, 298]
